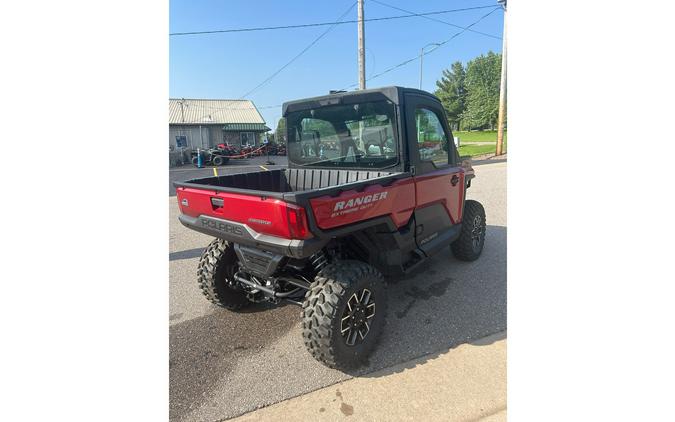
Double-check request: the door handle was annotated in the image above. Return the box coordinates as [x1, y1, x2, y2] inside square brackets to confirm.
[211, 197, 225, 210]
[451, 174, 460, 186]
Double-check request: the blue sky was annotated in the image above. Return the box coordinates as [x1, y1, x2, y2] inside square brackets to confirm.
[170, 0, 504, 130]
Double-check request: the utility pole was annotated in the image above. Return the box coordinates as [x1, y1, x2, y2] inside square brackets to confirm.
[496, 0, 507, 156]
[358, 0, 366, 90]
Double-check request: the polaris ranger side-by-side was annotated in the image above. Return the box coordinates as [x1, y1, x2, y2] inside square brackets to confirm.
[174, 87, 486, 369]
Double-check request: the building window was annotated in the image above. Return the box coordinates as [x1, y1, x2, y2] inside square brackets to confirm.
[175, 135, 187, 148]
[240, 132, 255, 146]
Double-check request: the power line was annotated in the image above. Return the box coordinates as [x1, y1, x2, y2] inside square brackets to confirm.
[169, 5, 498, 36]
[171, 5, 502, 114]
[176, 7, 501, 114]
[339, 6, 502, 90]
[239, 2, 357, 99]
[370, 0, 501, 40]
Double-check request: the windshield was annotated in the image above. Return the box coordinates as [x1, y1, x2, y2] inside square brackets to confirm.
[285, 100, 398, 169]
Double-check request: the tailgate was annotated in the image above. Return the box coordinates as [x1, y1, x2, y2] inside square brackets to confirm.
[176, 187, 299, 239]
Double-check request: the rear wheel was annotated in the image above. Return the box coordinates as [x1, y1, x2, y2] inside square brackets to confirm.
[451, 200, 486, 261]
[197, 239, 251, 310]
[191, 156, 199, 166]
[212, 155, 225, 166]
[302, 260, 387, 369]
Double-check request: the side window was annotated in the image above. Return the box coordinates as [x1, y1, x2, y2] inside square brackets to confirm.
[415, 108, 449, 166]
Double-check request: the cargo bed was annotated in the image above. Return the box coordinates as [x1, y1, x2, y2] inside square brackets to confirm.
[174, 167, 414, 256]
[174, 168, 405, 201]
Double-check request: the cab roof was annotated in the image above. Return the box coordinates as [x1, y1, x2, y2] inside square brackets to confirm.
[282, 86, 438, 116]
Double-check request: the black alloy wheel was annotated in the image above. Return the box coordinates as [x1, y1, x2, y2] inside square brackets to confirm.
[340, 288, 376, 346]
[302, 260, 387, 369]
[450, 200, 486, 261]
[471, 214, 485, 252]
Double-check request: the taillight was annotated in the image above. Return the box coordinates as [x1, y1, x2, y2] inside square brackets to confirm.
[286, 204, 312, 239]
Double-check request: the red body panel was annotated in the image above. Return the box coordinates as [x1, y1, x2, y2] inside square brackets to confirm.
[176, 187, 299, 239]
[177, 167, 464, 239]
[309, 178, 416, 230]
[414, 167, 465, 224]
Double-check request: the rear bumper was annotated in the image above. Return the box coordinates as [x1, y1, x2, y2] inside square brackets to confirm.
[178, 214, 326, 259]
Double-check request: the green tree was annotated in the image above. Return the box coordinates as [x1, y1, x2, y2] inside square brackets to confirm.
[463, 51, 502, 130]
[435, 61, 466, 131]
[275, 117, 287, 142]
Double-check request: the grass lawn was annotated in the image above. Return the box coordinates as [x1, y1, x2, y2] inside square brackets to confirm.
[454, 130, 507, 143]
[457, 140, 507, 157]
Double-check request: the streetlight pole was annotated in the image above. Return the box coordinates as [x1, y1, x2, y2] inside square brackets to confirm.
[419, 43, 441, 90]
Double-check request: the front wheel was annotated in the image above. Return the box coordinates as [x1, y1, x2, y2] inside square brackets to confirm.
[212, 155, 225, 166]
[302, 260, 387, 369]
[451, 200, 486, 261]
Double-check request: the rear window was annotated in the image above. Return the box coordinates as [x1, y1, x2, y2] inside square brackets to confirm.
[285, 100, 398, 169]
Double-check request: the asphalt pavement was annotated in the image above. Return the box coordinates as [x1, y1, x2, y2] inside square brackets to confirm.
[169, 160, 507, 422]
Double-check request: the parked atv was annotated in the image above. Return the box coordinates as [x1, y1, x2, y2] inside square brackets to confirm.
[216, 143, 240, 156]
[175, 87, 486, 369]
[190, 148, 230, 167]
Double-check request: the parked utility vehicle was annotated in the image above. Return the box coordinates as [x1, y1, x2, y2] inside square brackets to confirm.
[175, 87, 486, 369]
[191, 147, 232, 167]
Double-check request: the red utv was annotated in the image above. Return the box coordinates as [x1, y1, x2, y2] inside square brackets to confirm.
[174, 87, 486, 369]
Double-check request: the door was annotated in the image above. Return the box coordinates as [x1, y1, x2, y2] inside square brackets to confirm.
[404, 94, 465, 256]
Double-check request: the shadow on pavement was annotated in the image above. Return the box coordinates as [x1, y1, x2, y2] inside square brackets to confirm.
[169, 248, 203, 261]
[347, 225, 507, 378]
[169, 304, 298, 421]
[470, 330, 506, 346]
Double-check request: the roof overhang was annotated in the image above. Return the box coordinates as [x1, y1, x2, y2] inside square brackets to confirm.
[222, 123, 270, 132]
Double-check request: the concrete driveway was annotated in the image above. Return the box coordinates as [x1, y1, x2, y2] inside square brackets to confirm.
[169, 160, 506, 422]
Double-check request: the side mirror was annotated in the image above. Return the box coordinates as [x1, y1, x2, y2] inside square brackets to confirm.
[460, 155, 473, 170]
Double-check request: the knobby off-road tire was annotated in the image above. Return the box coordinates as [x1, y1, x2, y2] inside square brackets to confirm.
[302, 260, 387, 369]
[197, 238, 251, 310]
[451, 199, 487, 261]
[212, 155, 225, 166]
[191, 156, 199, 166]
